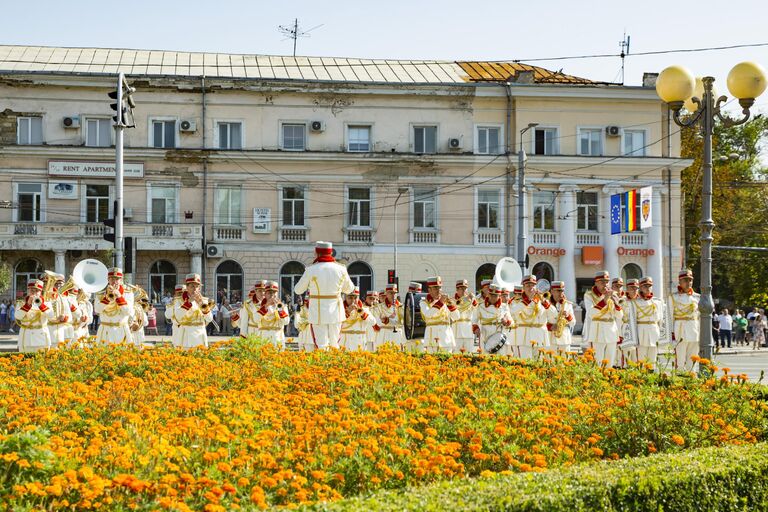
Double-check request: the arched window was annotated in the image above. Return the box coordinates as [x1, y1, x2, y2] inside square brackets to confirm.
[622, 263, 643, 282]
[279, 261, 305, 305]
[347, 261, 373, 296]
[216, 260, 243, 304]
[475, 263, 496, 292]
[532, 262, 555, 283]
[148, 260, 177, 304]
[13, 258, 44, 299]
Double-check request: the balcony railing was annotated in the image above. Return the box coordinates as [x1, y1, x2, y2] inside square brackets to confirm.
[531, 231, 558, 246]
[214, 226, 245, 241]
[152, 224, 174, 237]
[474, 229, 503, 246]
[84, 224, 106, 237]
[345, 227, 373, 243]
[14, 223, 38, 235]
[576, 232, 601, 246]
[410, 229, 439, 244]
[279, 227, 308, 242]
[621, 232, 647, 247]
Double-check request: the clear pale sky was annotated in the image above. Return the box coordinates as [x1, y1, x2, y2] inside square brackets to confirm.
[3, 0, 768, 110]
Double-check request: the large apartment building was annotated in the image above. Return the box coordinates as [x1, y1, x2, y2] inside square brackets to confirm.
[0, 45, 689, 305]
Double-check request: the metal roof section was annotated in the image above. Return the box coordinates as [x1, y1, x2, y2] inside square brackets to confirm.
[0, 45, 593, 85]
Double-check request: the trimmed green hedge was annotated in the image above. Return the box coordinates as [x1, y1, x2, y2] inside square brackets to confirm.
[300, 443, 768, 511]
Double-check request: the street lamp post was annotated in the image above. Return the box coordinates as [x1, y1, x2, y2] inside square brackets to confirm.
[517, 123, 538, 273]
[656, 62, 766, 374]
[393, 187, 409, 287]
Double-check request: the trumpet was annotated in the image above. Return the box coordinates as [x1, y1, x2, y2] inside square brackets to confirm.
[32, 296, 43, 306]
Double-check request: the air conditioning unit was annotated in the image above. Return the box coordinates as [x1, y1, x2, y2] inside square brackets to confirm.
[206, 244, 223, 258]
[179, 119, 197, 132]
[62, 116, 80, 128]
[448, 137, 462, 150]
[123, 208, 133, 219]
[606, 125, 621, 137]
[310, 120, 325, 132]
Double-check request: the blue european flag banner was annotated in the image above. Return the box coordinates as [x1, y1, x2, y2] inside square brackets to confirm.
[610, 194, 622, 235]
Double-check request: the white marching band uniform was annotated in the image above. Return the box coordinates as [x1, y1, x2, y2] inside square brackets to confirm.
[617, 279, 639, 367]
[75, 293, 93, 340]
[546, 282, 576, 353]
[669, 269, 701, 372]
[472, 285, 513, 355]
[419, 276, 460, 353]
[254, 282, 290, 349]
[509, 275, 552, 360]
[583, 271, 623, 366]
[47, 277, 72, 346]
[131, 302, 148, 346]
[172, 274, 213, 349]
[233, 281, 266, 339]
[294, 300, 313, 352]
[294, 242, 355, 350]
[168, 285, 184, 347]
[452, 279, 478, 353]
[95, 269, 134, 344]
[633, 277, 664, 368]
[340, 293, 375, 351]
[16, 279, 54, 352]
[374, 287, 406, 350]
[364, 292, 381, 352]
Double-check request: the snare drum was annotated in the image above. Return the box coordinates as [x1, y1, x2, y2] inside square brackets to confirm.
[483, 331, 507, 354]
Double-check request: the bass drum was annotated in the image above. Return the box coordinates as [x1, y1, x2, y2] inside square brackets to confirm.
[404, 292, 427, 340]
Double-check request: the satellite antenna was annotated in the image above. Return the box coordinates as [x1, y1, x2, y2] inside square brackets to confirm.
[278, 19, 324, 57]
[619, 32, 631, 84]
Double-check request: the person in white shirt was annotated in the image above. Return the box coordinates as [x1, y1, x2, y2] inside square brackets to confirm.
[717, 308, 733, 349]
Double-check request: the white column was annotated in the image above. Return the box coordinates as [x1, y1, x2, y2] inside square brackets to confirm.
[601, 186, 621, 279]
[558, 185, 577, 295]
[190, 250, 202, 275]
[54, 249, 66, 276]
[647, 188, 664, 299]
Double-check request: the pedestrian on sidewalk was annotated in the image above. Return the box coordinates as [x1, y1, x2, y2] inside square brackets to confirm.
[718, 308, 733, 349]
[734, 310, 747, 345]
[8, 302, 15, 334]
[0, 300, 7, 332]
[752, 313, 766, 350]
[712, 312, 720, 350]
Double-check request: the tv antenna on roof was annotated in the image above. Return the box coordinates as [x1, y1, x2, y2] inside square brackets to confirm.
[278, 18, 324, 57]
[619, 32, 631, 84]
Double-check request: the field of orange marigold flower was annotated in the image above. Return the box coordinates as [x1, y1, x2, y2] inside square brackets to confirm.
[1, 339, 766, 511]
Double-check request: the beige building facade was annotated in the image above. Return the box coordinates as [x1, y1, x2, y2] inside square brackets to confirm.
[0, 46, 689, 308]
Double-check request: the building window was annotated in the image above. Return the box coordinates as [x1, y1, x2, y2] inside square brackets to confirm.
[622, 263, 643, 282]
[623, 130, 646, 156]
[17, 183, 43, 222]
[413, 189, 437, 228]
[477, 189, 500, 229]
[532, 191, 556, 231]
[281, 123, 306, 151]
[279, 261, 306, 304]
[347, 187, 371, 227]
[475, 263, 496, 291]
[86, 118, 112, 147]
[152, 120, 176, 148]
[413, 125, 437, 154]
[86, 184, 110, 223]
[149, 260, 177, 304]
[282, 187, 305, 227]
[578, 128, 602, 156]
[347, 125, 371, 152]
[151, 186, 177, 223]
[532, 262, 555, 282]
[576, 191, 599, 231]
[347, 261, 373, 296]
[218, 121, 243, 150]
[534, 127, 558, 155]
[14, 259, 44, 300]
[216, 260, 244, 304]
[476, 126, 501, 155]
[17, 117, 43, 145]
[215, 186, 241, 225]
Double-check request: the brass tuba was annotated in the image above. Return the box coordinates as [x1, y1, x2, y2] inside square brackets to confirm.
[493, 257, 523, 291]
[72, 259, 109, 294]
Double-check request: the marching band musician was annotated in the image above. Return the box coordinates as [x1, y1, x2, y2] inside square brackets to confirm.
[375, 284, 406, 350]
[610, 277, 627, 363]
[172, 273, 214, 349]
[512, 285, 524, 303]
[60, 279, 81, 343]
[408, 282, 423, 294]
[68, 286, 92, 341]
[340, 287, 374, 351]
[546, 281, 576, 354]
[365, 291, 380, 351]
[478, 279, 491, 301]
[16, 279, 54, 352]
[619, 279, 640, 367]
[582, 270, 623, 366]
[500, 287, 511, 306]
[452, 279, 478, 353]
[47, 273, 72, 346]
[294, 296, 312, 352]
[294, 241, 356, 350]
[670, 269, 701, 372]
[634, 276, 664, 369]
[509, 275, 552, 360]
[472, 283, 513, 355]
[234, 280, 266, 339]
[254, 281, 289, 349]
[168, 284, 184, 347]
[420, 276, 460, 353]
[130, 293, 149, 346]
[94, 268, 133, 344]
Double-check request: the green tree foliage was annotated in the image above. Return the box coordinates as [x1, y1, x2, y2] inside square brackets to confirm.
[681, 114, 768, 307]
[0, 257, 10, 294]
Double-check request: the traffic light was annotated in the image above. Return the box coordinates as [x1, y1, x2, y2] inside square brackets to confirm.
[388, 269, 396, 284]
[103, 201, 118, 245]
[108, 80, 136, 127]
[124, 237, 134, 274]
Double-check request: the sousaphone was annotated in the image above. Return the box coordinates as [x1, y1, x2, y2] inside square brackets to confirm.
[72, 259, 109, 294]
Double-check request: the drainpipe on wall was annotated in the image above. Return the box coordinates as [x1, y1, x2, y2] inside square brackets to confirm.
[504, 82, 513, 258]
[201, 76, 208, 288]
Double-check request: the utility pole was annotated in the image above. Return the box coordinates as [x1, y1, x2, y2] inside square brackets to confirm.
[278, 19, 324, 57]
[517, 123, 538, 274]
